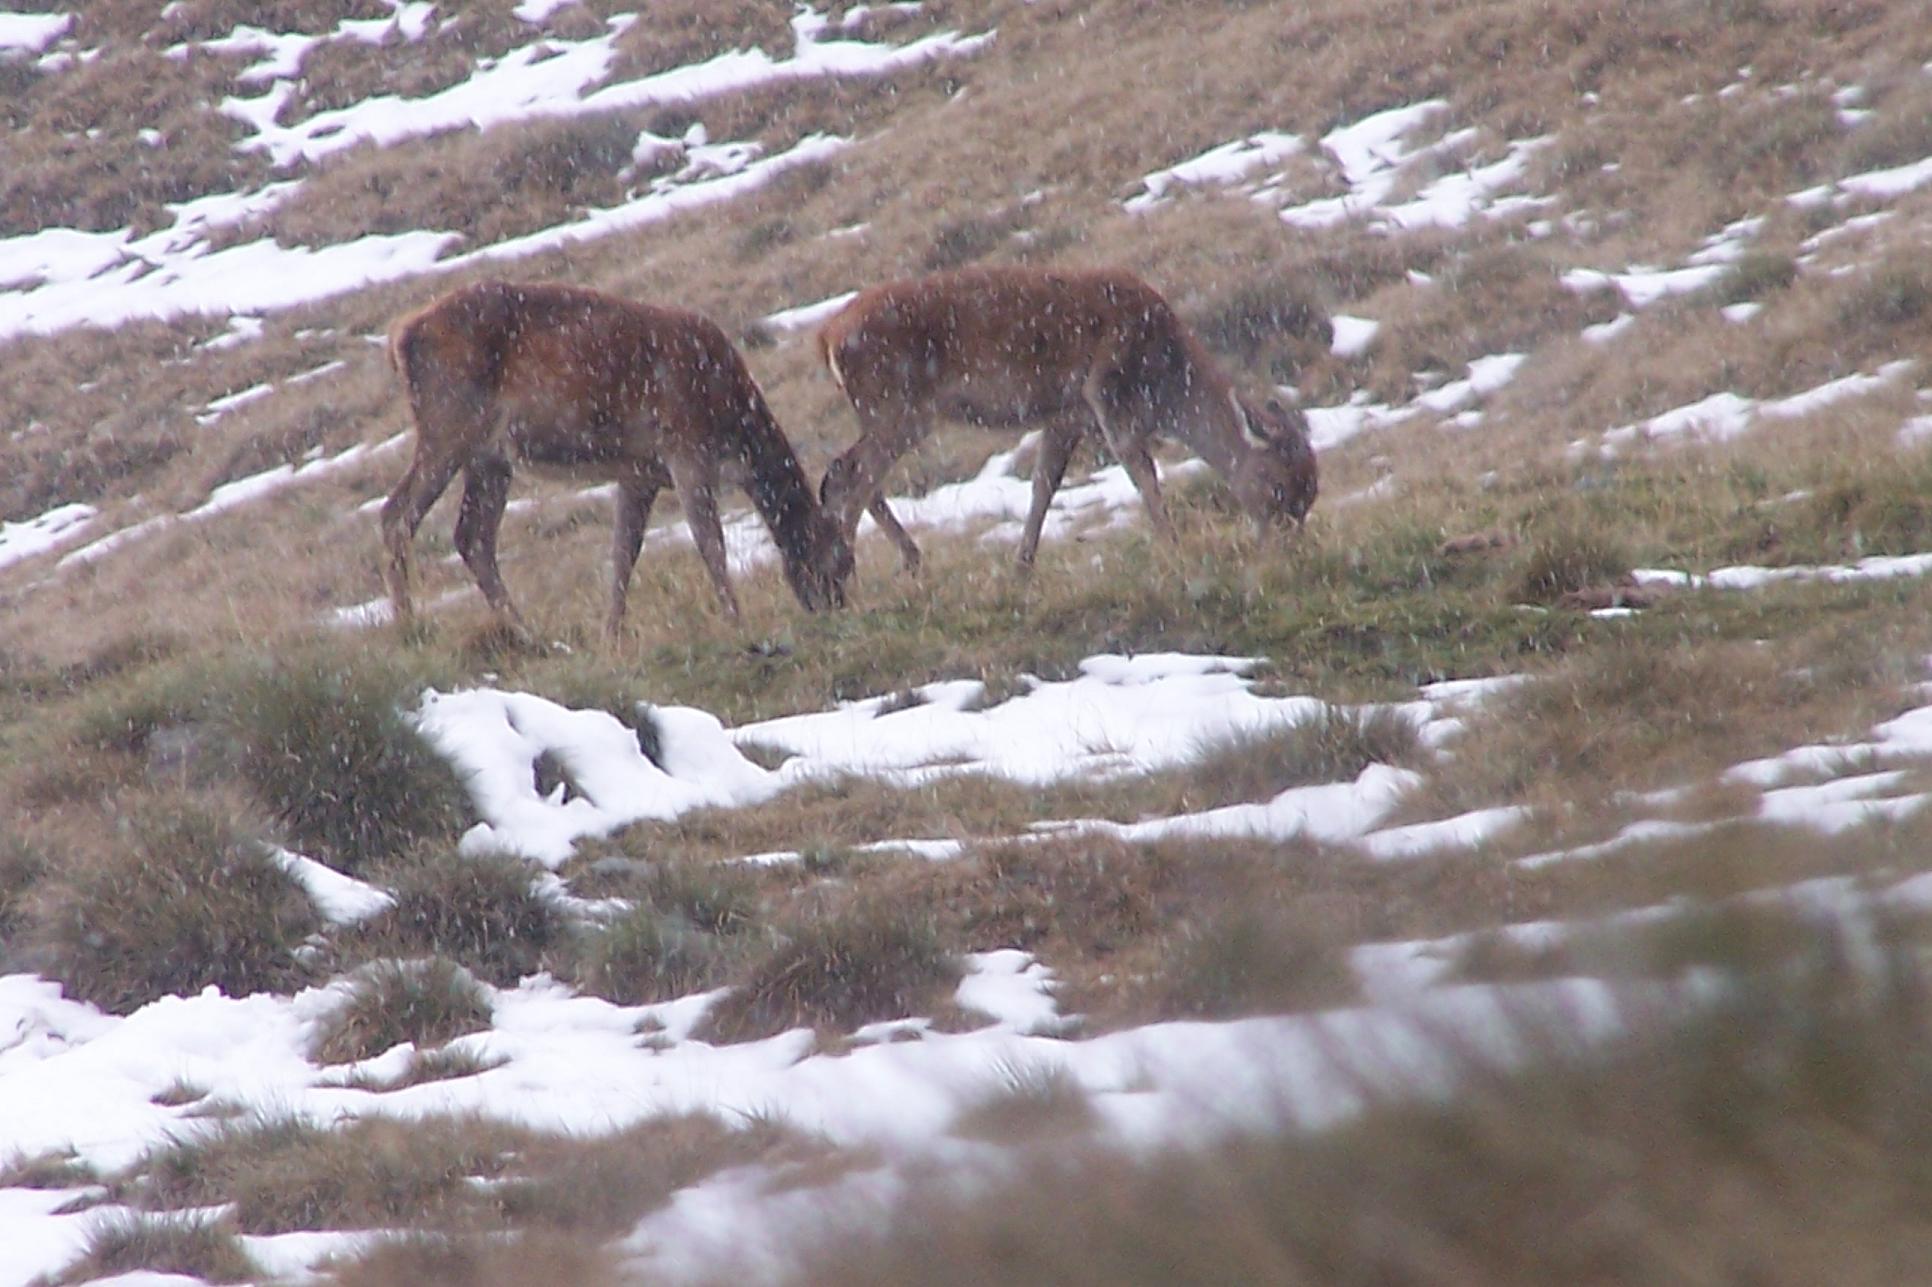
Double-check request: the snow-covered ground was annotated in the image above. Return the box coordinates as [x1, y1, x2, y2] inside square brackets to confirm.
[12, 6, 1932, 1284]
[6, 641, 1931, 1283]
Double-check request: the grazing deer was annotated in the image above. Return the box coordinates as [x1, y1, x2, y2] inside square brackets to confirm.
[381, 280, 852, 635]
[815, 265, 1318, 572]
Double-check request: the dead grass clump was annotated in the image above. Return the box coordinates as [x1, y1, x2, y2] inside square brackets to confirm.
[1705, 250, 1800, 307]
[1188, 268, 1333, 384]
[53, 1212, 257, 1286]
[0, 1146, 98, 1190]
[1429, 634, 1801, 812]
[322, 1231, 626, 1287]
[1510, 521, 1634, 604]
[492, 1111, 823, 1236]
[1839, 75, 1932, 174]
[1834, 255, 1932, 331]
[572, 905, 730, 1004]
[262, 114, 642, 249]
[127, 1112, 525, 1236]
[1148, 901, 1360, 1020]
[697, 899, 961, 1043]
[26, 793, 318, 1014]
[951, 1058, 1097, 1142]
[1182, 706, 1425, 809]
[0, 834, 47, 965]
[779, 931, 1932, 1287]
[1361, 241, 1610, 403]
[309, 958, 496, 1065]
[608, 0, 798, 81]
[1802, 454, 1932, 558]
[226, 650, 468, 873]
[325, 1045, 509, 1093]
[355, 848, 565, 986]
[2, 49, 266, 236]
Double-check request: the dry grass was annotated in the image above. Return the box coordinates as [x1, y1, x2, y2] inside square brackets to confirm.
[53, 1212, 257, 1286]
[308, 958, 496, 1065]
[772, 930, 1932, 1287]
[350, 847, 567, 986]
[696, 896, 962, 1043]
[951, 1059, 1098, 1142]
[9, 0, 1932, 1276]
[21, 790, 319, 1014]
[113, 1106, 823, 1256]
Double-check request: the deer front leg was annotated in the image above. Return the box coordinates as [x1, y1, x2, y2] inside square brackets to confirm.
[606, 469, 663, 638]
[452, 455, 527, 633]
[667, 453, 741, 623]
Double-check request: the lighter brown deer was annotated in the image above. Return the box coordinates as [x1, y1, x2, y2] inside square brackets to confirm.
[815, 266, 1317, 572]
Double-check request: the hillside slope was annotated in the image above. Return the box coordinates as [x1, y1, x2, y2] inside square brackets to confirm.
[7, 1, 1932, 1283]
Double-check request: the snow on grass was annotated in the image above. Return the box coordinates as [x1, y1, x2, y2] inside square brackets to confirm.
[0, 11, 71, 53]
[0, 502, 96, 572]
[1630, 547, 1932, 593]
[759, 288, 859, 335]
[414, 652, 1462, 866]
[1593, 358, 1915, 452]
[1328, 313, 1380, 358]
[1116, 105, 1548, 233]
[0, 7, 990, 342]
[1278, 102, 1552, 231]
[51, 435, 405, 570]
[1123, 131, 1306, 214]
[226, 6, 988, 170]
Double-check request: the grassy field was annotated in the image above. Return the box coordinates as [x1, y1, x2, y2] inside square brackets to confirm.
[8, 0, 1932, 1282]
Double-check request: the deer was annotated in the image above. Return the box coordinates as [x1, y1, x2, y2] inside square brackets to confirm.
[381, 279, 852, 637]
[814, 265, 1318, 574]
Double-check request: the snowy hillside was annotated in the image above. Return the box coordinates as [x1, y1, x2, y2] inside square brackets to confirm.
[7, 1, 1932, 1283]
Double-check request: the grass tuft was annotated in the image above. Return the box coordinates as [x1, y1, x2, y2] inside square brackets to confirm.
[1148, 902, 1360, 1020]
[55, 1211, 257, 1285]
[951, 1059, 1098, 1142]
[572, 905, 729, 1005]
[698, 900, 962, 1044]
[309, 958, 495, 1066]
[1511, 522, 1634, 604]
[779, 928, 1932, 1285]
[355, 847, 566, 986]
[27, 793, 318, 1015]
[227, 652, 469, 873]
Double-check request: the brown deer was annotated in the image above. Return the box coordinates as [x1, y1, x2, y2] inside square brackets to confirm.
[815, 265, 1318, 573]
[381, 280, 852, 635]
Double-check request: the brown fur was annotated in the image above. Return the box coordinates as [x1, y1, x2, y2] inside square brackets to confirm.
[381, 280, 851, 635]
[815, 265, 1318, 572]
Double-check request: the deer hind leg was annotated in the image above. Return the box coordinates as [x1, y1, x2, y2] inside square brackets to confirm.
[452, 453, 525, 631]
[379, 446, 466, 627]
[666, 452, 741, 623]
[606, 466, 664, 639]
[1016, 414, 1087, 573]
